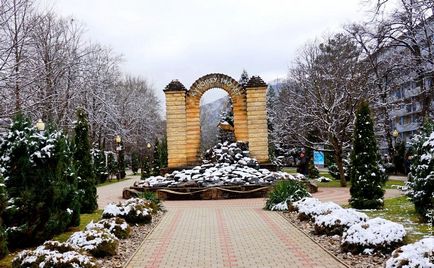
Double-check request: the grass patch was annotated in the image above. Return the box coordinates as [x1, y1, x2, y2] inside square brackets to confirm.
[53, 210, 103, 242]
[362, 196, 433, 244]
[315, 179, 405, 189]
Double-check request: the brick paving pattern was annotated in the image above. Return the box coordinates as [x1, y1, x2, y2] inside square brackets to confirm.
[126, 199, 347, 268]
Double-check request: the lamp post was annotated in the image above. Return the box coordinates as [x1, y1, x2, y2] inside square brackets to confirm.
[392, 129, 399, 174]
[115, 135, 122, 180]
[35, 119, 45, 132]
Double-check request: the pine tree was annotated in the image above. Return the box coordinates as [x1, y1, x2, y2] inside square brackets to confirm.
[239, 69, 249, 87]
[152, 139, 160, 175]
[131, 151, 139, 174]
[0, 175, 8, 257]
[349, 100, 386, 209]
[92, 148, 108, 183]
[406, 120, 434, 221]
[158, 136, 168, 168]
[107, 153, 117, 180]
[74, 108, 97, 213]
[0, 115, 80, 248]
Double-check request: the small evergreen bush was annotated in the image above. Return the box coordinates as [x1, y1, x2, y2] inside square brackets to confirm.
[328, 159, 350, 181]
[265, 180, 310, 210]
[0, 115, 80, 248]
[86, 217, 130, 239]
[102, 198, 152, 224]
[12, 241, 97, 268]
[406, 120, 434, 221]
[349, 101, 386, 209]
[74, 108, 97, 213]
[67, 228, 119, 257]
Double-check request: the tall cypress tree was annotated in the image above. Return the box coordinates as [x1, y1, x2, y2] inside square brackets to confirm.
[74, 108, 97, 213]
[158, 136, 168, 168]
[349, 100, 386, 209]
[406, 119, 434, 221]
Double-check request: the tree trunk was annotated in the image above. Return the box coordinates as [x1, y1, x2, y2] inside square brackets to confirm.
[333, 145, 347, 187]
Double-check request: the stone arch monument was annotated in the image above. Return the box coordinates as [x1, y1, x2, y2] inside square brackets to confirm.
[164, 73, 269, 168]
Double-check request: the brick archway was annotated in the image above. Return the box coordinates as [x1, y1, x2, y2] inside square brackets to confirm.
[164, 73, 269, 168]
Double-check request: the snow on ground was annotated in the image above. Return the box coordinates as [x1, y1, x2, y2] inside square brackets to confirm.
[385, 237, 434, 268]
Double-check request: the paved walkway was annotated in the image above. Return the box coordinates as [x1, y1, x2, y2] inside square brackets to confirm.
[97, 174, 140, 208]
[126, 198, 346, 268]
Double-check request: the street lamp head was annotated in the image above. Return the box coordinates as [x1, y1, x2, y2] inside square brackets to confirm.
[147, 143, 151, 149]
[392, 129, 399, 138]
[36, 119, 45, 131]
[115, 135, 121, 144]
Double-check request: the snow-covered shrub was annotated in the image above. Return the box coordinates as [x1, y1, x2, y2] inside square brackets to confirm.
[265, 180, 311, 210]
[102, 198, 152, 224]
[316, 176, 331, 182]
[12, 240, 97, 268]
[349, 101, 386, 209]
[328, 160, 350, 181]
[0, 115, 80, 248]
[67, 228, 119, 257]
[86, 217, 130, 239]
[314, 208, 368, 235]
[385, 237, 434, 268]
[341, 218, 406, 254]
[289, 197, 322, 212]
[406, 120, 434, 221]
[296, 199, 341, 221]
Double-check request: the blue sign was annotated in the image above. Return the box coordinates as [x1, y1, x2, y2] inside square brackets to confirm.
[314, 151, 324, 165]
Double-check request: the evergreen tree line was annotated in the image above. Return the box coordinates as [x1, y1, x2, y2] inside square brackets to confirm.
[0, 109, 100, 256]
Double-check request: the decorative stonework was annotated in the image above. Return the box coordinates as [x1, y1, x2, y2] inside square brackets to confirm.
[165, 73, 269, 168]
[189, 73, 244, 97]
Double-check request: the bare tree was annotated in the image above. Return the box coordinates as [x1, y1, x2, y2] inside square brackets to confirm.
[283, 33, 369, 186]
[371, 0, 434, 118]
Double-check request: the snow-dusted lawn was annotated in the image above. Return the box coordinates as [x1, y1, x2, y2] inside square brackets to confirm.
[362, 196, 432, 243]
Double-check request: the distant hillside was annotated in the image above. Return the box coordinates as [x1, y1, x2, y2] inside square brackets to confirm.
[267, 78, 286, 95]
[200, 95, 231, 152]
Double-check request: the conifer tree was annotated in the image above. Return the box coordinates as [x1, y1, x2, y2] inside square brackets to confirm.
[406, 120, 434, 221]
[131, 151, 139, 174]
[107, 153, 117, 180]
[0, 115, 80, 248]
[74, 108, 97, 213]
[158, 135, 168, 168]
[0, 175, 8, 257]
[239, 69, 249, 87]
[92, 148, 108, 183]
[152, 139, 160, 175]
[349, 100, 386, 209]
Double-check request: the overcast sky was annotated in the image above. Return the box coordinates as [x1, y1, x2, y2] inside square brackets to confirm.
[40, 0, 371, 106]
